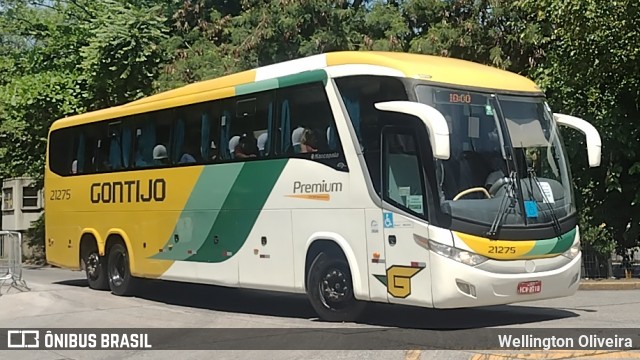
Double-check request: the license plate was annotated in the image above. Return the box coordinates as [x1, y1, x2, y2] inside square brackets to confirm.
[517, 280, 542, 294]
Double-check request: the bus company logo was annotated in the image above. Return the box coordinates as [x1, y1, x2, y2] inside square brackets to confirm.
[90, 179, 166, 204]
[373, 265, 424, 298]
[7, 330, 40, 348]
[310, 152, 340, 160]
[285, 180, 343, 201]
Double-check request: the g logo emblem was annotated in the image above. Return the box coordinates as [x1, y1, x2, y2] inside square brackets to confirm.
[374, 265, 423, 298]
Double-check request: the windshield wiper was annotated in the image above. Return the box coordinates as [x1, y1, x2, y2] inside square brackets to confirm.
[486, 171, 518, 238]
[526, 168, 562, 237]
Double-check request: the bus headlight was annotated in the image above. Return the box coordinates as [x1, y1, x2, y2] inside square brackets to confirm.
[562, 241, 581, 260]
[428, 240, 489, 266]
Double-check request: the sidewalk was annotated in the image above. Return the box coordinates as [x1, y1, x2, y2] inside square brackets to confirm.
[579, 278, 640, 290]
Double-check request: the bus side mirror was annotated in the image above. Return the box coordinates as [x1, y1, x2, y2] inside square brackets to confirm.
[374, 101, 450, 160]
[553, 113, 602, 167]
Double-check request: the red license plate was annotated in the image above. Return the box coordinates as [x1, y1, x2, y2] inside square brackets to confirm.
[517, 280, 542, 294]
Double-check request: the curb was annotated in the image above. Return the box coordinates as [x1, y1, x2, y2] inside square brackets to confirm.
[579, 281, 640, 290]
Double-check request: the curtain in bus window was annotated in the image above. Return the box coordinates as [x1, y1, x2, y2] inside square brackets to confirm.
[266, 101, 273, 155]
[280, 100, 290, 153]
[220, 110, 230, 160]
[341, 92, 361, 147]
[109, 136, 122, 170]
[174, 117, 185, 163]
[76, 133, 86, 173]
[137, 121, 156, 166]
[122, 127, 131, 168]
[201, 112, 210, 160]
[327, 125, 338, 151]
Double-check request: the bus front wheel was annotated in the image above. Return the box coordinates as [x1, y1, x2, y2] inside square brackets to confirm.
[107, 243, 136, 296]
[307, 251, 366, 322]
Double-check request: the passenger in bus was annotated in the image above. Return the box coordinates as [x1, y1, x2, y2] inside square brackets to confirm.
[300, 128, 319, 153]
[257, 133, 268, 157]
[234, 133, 258, 159]
[179, 142, 198, 164]
[291, 127, 305, 153]
[152, 144, 170, 165]
[228, 136, 240, 159]
[209, 140, 219, 161]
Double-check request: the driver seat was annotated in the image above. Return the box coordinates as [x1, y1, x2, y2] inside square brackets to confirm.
[457, 151, 492, 199]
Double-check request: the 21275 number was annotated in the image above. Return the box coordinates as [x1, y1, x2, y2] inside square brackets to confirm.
[488, 245, 516, 254]
[50, 189, 71, 201]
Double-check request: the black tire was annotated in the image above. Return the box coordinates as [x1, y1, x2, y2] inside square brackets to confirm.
[107, 243, 136, 296]
[306, 251, 367, 322]
[82, 246, 109, 290]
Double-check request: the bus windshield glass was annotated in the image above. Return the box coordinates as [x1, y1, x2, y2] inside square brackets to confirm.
[416, 85, 575, 228]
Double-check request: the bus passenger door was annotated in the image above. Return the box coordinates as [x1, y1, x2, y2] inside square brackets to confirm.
[380, 127, 433, 307]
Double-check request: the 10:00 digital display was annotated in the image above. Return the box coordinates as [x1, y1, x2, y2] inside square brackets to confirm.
[434, 89, 486, 105]
[449, 93, 472, 103]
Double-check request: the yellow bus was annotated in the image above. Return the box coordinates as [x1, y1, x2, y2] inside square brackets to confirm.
[45, 51, 601, 321]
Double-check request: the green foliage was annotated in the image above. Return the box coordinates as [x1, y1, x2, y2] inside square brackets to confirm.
[528, 0, 640, 254]
[79, 0, 169, 107]
[26, 212, 45, 249]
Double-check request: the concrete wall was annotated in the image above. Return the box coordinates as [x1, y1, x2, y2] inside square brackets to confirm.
[2, 177, 43, 231]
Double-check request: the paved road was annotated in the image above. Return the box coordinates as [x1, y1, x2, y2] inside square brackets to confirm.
[1, 267, 639, 359]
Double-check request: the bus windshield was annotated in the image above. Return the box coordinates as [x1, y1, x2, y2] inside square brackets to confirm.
[416, 85, 575, 229]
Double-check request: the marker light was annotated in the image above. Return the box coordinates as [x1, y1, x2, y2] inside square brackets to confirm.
[562, 240, 581, 260]
[428, 239, 489, 266]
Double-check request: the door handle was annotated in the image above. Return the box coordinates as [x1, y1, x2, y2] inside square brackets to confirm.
[388, 235, 396, 245]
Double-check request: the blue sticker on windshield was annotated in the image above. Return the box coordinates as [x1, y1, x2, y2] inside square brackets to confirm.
[525, 200, 539, 218]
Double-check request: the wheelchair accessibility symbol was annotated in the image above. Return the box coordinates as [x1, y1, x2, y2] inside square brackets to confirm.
[383, 212, 394, 228]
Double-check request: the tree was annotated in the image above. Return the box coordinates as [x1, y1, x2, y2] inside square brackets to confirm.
[527, 0, 640, 257]
[0, 0, 170, 251]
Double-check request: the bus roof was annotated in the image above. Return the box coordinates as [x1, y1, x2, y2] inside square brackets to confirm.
[50, 51, 541, 131]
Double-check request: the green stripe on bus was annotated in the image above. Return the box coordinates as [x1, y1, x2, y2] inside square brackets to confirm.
[524, 238, 558, 257]
[236, 79, 279, 96]
[186, 159, 288, 262]
[277, 70, 327, 88]
[235, 70, 327, 96]
[152, 164, 244, 261]
[523, 228, 576, 257]
[548, 227, 576, 254]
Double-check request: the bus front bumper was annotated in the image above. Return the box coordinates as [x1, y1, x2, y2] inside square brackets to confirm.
[430, 252, 581, 308]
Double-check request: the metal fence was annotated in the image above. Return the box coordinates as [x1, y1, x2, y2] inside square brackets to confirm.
[0, 231, 30, 295]
[581, 245, 640, 279]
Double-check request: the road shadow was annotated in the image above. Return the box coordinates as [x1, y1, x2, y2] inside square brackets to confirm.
[55, 277, 579, 329]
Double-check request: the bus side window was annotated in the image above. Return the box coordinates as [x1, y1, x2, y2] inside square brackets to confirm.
[133, 116, 156, 168]
[154, 110, 173, 166]
[175, 105, 205, 165]
[91, 123, 111, 173]
[107, 122, 123, 170]
[275, 82, 346, 170]
[383, 130, 426, 217]
[206, 102, 222, 162]
[48, 128, 76, 176]
[230, 92, 274, 160]
[81, 126, 99, 174]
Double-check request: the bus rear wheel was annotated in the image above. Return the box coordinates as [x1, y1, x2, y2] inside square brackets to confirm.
[107, 243, 136, 296]
[82, 247, 109, 290]
[307, 251, 366, 322]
